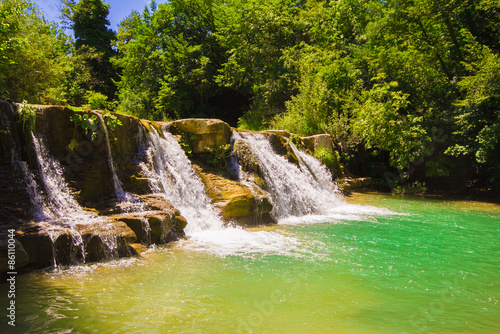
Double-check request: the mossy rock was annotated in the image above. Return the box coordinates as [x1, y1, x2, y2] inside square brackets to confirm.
[233, 139, 262, 175]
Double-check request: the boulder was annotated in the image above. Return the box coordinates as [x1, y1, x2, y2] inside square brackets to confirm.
[112, 211, 186, 245]
[301, 134, 334, 154]
[261, 130, 292, 139]
[76, 219, 137, 262]
[340, 177, 373, 191]
[129, 243, 148, 256]
[164, 118, 232, 153]
[233, 139, 262, 176]
[111, 194, 187, 245]
[196, 167, 275, 226]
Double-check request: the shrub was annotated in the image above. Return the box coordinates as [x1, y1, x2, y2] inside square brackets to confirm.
[314, 147, 343, 177]
[83, 91, 109, 110]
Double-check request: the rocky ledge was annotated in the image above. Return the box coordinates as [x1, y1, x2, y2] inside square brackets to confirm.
[1, 101, 346, 272]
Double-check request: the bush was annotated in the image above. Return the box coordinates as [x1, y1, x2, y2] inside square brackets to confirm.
[393, 181, 427, 196]
[314, 147, 343, 177]
[83, 91, 109, 110]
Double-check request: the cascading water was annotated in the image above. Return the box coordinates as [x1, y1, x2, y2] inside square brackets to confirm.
[233, 132, 344, 219]
[140, 127, 224, 233]
[31, 132, 88, 219]
[139, 126, 299, 256]
[98, 114, 144, 213]
[233, 131, 392, 224]
[16, 160, 50, 221]
[25, 131, 120, 264]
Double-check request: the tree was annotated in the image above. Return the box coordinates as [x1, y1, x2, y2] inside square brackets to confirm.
[62, 0, 117, 101]
[0, 0, 69, 103]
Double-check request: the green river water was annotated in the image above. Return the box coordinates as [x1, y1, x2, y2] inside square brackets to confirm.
[3, 193, 500, 333]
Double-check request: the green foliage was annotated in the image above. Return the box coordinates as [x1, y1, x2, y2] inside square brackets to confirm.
[0, 0, 70, 103]
[70, 110, 99, 133]
[201, 144, 232, 169]
[349, 78, 429, 170]
[314, 147, 343, 177]
[83, 90, 109, 110]
[393, 181, 428, 196]
[17, 101, 38, 132]
[103, 111, 122, 131]
[62, 0, 117, 100]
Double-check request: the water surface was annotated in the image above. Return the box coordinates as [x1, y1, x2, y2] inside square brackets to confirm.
[4, 194, 500, 333]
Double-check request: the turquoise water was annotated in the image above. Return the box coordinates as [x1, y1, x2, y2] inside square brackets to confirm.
[3, 194, 500, 333]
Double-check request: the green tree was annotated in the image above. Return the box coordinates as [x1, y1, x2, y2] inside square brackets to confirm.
[0, 0, 69, 103]
[62, 0, 117, 101]
[215, 0, 305, 129]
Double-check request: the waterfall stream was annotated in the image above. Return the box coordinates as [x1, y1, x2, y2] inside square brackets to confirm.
[98, 114, 144, 212]
[23, 132, 121, 264]
[233, 131, 391, 225]
[139, 126, 299, 256]
[140, 127, 224, 233]
[233, 132, 344, 219]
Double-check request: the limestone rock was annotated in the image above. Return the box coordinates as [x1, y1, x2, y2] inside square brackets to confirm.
[164, 118, 231, 153]
[340, 177, 373, 191]
[196, 167, 275, 226]
[301, 134, 334, 154]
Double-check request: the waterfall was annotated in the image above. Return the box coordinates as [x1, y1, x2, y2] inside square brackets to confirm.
[139, 127, 224, 233]
[98, 114, 126, 199]
[139, 126, 299, 256]
[26, 131, 120, 264]
[31, 132, 87, 219]
[16, 160, 50, 221]
[98, 114, 144, 213]
[233, 132, 343, 219]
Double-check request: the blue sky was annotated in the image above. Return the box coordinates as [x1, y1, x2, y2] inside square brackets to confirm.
[34, 0, 169, 30]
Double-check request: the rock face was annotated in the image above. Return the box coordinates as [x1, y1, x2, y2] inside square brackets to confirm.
[196, 167, 275, 226]
[340, 177, 373, 191]
[0, 236, 29, 272]
[15, 219, 138, 267]
[301, 134, 334, 153]
[1, 102, 344, 272]
[111, 195, 187, 245]
[165, 118, 232, 153]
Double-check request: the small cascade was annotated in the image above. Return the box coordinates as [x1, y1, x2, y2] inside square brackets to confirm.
[141, 218, 152, 245]
[98, 114, 144, 213]
[26, 131, 119, 265]
[98, 114, 126, 199]
[139, 126, 298, 256]
[31, 132, 87, 218]
[233, 132, 344, 219]
[290, 142, 341, 194]
[140, 127, 224, 233]
[16, 161, 50, 221]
